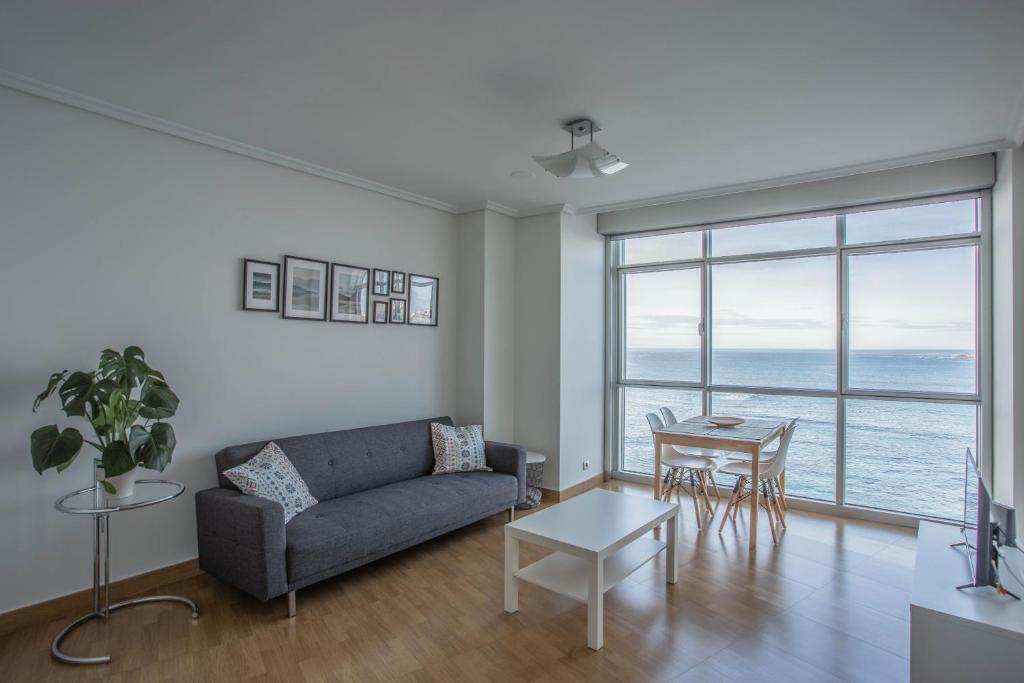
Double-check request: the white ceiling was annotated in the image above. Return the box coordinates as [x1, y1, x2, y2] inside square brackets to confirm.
[2, 1, 1022, 215]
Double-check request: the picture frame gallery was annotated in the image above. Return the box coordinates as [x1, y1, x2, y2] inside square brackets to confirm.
[242, 258, 436, 326]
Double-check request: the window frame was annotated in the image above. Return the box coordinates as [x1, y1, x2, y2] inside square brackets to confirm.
[605, 191, 990, 524]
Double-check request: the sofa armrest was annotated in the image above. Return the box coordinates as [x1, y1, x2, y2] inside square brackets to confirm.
[485, 441, 527, 505]
[195, 487, 288, 601]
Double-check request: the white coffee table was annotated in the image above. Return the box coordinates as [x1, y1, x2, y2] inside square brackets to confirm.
[503, 488, 679, 650]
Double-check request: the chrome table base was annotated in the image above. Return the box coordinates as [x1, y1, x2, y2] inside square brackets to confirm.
[51, 595, 199, 665]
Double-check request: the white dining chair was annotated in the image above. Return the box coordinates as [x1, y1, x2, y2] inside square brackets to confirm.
[647, 412, 717, 530]
[659, 407, 723, 502]
[716, 418, 798, 544]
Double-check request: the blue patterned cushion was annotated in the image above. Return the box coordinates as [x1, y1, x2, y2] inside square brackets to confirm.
[223, 441, 318, 523]
[430, 423, 490, 474]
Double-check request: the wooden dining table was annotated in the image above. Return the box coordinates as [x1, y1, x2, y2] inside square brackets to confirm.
[653, 416, 788, 551]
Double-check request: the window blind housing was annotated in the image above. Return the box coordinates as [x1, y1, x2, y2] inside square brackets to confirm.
[597, 154, 995, 236]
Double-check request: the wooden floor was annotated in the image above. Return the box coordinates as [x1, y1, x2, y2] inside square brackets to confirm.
[0, 481, 918, 682]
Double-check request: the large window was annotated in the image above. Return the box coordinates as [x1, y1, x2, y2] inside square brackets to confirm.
[611, 194, 983, 521]
[711, 256, 836, 390]
[623, 268, 702, 383]
[846, 246, 977, 394]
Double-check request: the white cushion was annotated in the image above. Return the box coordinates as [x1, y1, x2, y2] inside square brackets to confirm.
[223, 441, 318, 523]
[431, 423, 491, 474]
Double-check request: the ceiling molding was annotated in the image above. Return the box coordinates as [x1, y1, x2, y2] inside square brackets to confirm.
[456, 200, 519, 218]
[0, 68, 461, 214]
[517, 203, 577, 218]
[576, 139, 1014, 215]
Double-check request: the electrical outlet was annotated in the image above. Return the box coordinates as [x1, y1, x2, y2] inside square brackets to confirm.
[583, 460, 590, 470]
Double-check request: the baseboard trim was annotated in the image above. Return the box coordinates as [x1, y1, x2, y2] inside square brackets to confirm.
[0, 558, 202, 637]
[541, 471, 606, 503]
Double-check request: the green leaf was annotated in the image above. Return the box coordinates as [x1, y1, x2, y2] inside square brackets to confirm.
[99, 346, 162, 392]
[30, 425, 83, 474]
[100, 480, 117, 495]
[129, 423, 175, 472]
[139, 382, 179, 419]
[57, 371, 96, 417]
[101, 440, 135, 478]
[123, 346, 154, 386]
[33, 370, 68, 412]
[98, 348, 130, 392]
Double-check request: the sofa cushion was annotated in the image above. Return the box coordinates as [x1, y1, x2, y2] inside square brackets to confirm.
[215, 416, 453, 502]
[222, 441, 317, 523]
[430, 423, 490, 474]
[285, 472, 517, 584]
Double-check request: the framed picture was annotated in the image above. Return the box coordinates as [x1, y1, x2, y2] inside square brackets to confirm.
[242, 259, 280, 312]
[389, 298, 407, 324]
[372, 268, 390, 296]
[329, 263, 370, 323]
[282, 255, 328, 320]
[372, 300, 389, 324]
[408, 274, 439, 326]
[391, 271, 406, 295]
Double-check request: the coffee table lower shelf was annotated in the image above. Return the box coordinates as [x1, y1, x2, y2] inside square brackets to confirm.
[513, 536, 666, 602]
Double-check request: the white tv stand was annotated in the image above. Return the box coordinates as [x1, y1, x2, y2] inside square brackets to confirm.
[910, 521, 1024, 682]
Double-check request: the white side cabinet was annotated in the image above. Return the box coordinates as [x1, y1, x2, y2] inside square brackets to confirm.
[910, 522, 1024, 682]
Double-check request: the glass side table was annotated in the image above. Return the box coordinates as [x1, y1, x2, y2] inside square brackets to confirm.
[52, 471, 199, 665]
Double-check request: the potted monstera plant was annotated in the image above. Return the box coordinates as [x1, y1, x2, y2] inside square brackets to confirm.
[30, 346, 179, 499]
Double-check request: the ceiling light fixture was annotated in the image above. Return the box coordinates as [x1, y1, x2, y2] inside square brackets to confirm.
[532, 119, 628, 178]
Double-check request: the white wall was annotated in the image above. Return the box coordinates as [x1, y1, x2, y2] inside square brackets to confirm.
[558, 212, 605, 490]
[513, 213, 562, 489]
[512, 210, 606, 491]
[992, 147, 1024, 542]
[0, 86, 459, 613]
[483, 211, 517, 442]
[455, 211, 486, 427]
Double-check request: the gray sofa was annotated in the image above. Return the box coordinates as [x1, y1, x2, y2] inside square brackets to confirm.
[195, 416, 525, 615]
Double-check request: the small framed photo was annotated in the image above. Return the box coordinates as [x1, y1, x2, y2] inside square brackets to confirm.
[373, 301, 389, 324]
[408, 274, 439, 326]
[283, 255, 328, 321]
[391, 271, 406, 295]
[372, 268, 390, 296]
[242, 259, 280, 312]
[389, 298, 407, 324]
[329, 263, 370, 323]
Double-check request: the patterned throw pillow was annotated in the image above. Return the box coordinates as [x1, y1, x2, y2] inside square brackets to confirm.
[223, 441, 318, 523]
[431, 423, 491, 475]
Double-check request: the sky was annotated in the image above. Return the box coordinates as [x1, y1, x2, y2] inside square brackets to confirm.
[623, 199, 977, 351]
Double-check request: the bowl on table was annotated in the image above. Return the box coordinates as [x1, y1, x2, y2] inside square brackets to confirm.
[707, 416, 745, 428]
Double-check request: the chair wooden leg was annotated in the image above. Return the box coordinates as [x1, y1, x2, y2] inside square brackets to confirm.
[661, 468, 675, 501]
[770, 479, 787, 525]
[698, 471, 714, 518]
[707, 469, 722, 502]
[732, 477, 745, 521]
[772, 489, 786, 530]
[671, 468, 684, 502]
[688, 470, 703, 531]
[772, 476, 787, 511]
[719, 480, 740, 533]
[761, 480, 779, 545]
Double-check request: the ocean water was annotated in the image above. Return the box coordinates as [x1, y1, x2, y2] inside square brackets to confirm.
[623, 349, 977, 520]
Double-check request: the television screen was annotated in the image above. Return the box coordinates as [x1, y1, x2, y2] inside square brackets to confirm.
[963, 448, 979, 529]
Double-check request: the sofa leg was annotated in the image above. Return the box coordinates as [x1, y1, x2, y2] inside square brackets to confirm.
[508, 507, 515, 522]
[287, 590, 296, 618]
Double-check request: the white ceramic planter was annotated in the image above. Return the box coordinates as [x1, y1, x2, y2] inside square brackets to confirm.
[104, 465, 140, 500]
